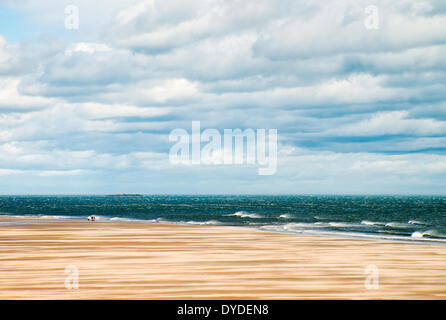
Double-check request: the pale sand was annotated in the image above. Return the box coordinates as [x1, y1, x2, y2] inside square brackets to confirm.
[0, 217, 445, 299]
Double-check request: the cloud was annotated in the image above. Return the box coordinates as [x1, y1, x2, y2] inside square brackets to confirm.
[325, 111, 446, 137]
[0, 0, 445, 193]
[253, 1, 446, 60]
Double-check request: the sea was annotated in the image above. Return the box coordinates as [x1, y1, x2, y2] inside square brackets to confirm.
[1, 195, 446, 244]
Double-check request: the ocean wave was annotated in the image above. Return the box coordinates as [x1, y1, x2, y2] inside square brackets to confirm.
[227, 211, 262, 219]
[258, 224, 446, 244]
[86, 216, 146, 223]
[0, 214, 74, 225]
[279, 214, 292, 219]
[361, 220, 385, 226]
[411, 231, 424, 238]
[411, 229, 446, 239]
[38, 215, 78, 220]
[282, 221, 364, 229]
[148, 218, 168, 223]
[423, 229, 439, 237]
[328, 222, 364, 228]
[110, 217, 133, 222]
[185, 220, 222, 226]
[283, 222, 327, 231]
[0, 214, 82, 221]
[384, 222, 412, 229]
[408, 220, 426, 225]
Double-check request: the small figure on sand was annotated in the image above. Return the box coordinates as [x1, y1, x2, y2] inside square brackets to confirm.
[87, 215, 96, 222]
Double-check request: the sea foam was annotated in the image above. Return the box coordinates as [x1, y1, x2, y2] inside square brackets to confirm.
[228, 211, 261, 219]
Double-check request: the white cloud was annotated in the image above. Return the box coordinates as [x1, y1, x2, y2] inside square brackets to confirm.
[0, 77, 54, 110]
[145, 78, 199, 103]
[0, 0, 445, 193]
[326, 111, 446, 137]
[253, 1, 446, 59]
[65, 42, 112, 56]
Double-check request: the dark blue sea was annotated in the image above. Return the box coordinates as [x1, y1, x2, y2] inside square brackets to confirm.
[1, 195, 446, 243]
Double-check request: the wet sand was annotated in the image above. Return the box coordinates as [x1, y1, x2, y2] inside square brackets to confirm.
[0, 217, 445, 299]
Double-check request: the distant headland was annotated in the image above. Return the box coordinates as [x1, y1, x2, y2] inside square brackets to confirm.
[107, 194, 144, 197]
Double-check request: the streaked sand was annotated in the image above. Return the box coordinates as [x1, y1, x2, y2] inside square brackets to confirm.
[0, 217, 445, 299]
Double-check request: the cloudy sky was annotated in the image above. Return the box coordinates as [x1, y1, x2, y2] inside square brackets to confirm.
[0, 0, 446, 194]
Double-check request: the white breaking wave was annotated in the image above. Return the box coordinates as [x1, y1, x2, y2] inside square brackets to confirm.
[413, 229, 446, 238]
[411, 231, 424, 238]
[284, 222, 363, 229]
[361, 220, 385, 226]
[328, 222, 363, 228]
[38, 215, 75, 220]
[279, 214, 292, 219]
[411, 230, 436, 238]
[110, 217, 133, 222]
[408, 220, 426, 225]
[227, 211, 261, 219]
[424, 229, 439, 237]
[385, 222, 411, 229]
[86, 216, 145, 223]
[185, 220, 222, 225]
[148, 218, 168, 223]
[258, 224, 446, 244]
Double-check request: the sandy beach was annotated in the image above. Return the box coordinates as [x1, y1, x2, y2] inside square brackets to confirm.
[0, 217, 445, 299]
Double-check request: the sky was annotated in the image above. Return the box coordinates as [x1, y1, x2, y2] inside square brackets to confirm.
[0, 0, 446, 194]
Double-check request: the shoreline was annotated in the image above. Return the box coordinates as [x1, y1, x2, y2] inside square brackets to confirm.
[0, 216, 446, 299]
[1, 214, 445, 246]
